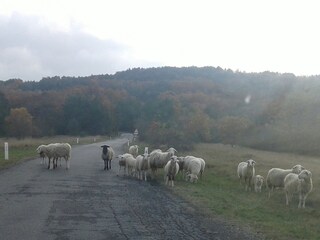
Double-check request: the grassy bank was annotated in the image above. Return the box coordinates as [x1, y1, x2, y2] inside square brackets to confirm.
[162, 143, 320, 240]
[0, 136, 108, 169]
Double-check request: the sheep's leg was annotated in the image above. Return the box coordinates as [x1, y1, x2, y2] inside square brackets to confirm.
[48, 158, 51, 169]
[66, 159, 69, 170]
[298, 194, 306, 208]
[285, 191, 289, 205]
[104, 160, 107, 170]
[109, 160, 111, 170]
[302, 195, 307, 208]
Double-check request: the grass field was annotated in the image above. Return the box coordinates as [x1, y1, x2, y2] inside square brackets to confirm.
[164, 143, 320, 240]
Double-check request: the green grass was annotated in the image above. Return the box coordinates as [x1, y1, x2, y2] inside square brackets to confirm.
[151, 143, 320, 240]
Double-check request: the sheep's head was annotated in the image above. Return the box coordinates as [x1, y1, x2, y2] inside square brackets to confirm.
[298, 169, 312, 181]
[101, 145, 110, 154]
[167, 147, 177, 155]
[255, 175, 264, 186]
[142, 153, 149, 160]
[169, 156, 178, 165]
[292, 164, 304, 174]
[177, 157, 185, 169]
[36, 145, 45, 153]
[246, 159, 256, 168]
[187, 174, 198, 183]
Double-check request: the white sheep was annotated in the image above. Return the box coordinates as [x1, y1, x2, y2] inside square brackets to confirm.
[101, 145, 114, 170]
[118, 153, 137, 176]
[164, 156, 180, 187]
[36, 143, 55, 169]
[197, 157, 206, 178]
[135, 153, 150, 181]
[36, 144, 47, 165]
[179, 155, 205, 180]
[237, 159, 256, 191]
[149, 147, 177, 177]
[185, 157, 202, 183]
[254, 175, 264, 193]
[128, 145, 139, 157]
[284, 169, 313, 208]
[266, 164, 304, 198]
[36, 143, 71, 170]
[53, 143, 72, 169]
[117, 154, 127, 176]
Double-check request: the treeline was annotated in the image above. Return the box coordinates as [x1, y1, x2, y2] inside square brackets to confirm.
[1, 66, 320, 154]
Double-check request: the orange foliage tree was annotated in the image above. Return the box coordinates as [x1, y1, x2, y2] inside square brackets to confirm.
[5, 107, 33, 138]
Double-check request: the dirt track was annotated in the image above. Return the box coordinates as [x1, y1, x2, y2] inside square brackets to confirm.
[0, 135, 262, 239]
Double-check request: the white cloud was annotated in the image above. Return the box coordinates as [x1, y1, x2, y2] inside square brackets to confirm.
[0, 13, 151, 81]
[1, 0, 320, 80]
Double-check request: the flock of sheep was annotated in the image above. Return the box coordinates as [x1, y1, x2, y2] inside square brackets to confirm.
[35, 141, 312, 209]
[101, 144, 206, 187]
[237, 160, 313, 208]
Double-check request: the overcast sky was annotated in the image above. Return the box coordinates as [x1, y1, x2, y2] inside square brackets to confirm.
[1, 0, 320, 81]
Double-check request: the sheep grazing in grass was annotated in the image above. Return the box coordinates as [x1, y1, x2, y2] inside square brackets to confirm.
[101, 145, 114, 170]
[178, 156, 205, 180]
[254, 175, 264, 193]
[149, 147, 177, 178]
[284, 169, 313, 208]
[135, 153, 150, 181]
[128, 145, 139, 157]
[164, 156, 180, 187]
[185, 157, 202, 183]
[266, 164, 304, 198]
[237, 159, 256, 191]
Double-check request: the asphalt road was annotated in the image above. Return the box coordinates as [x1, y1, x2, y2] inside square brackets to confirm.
[0, 135, 261, 240]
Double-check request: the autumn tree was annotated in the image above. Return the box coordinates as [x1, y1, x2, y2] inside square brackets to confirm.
[5, 107, 33, 138]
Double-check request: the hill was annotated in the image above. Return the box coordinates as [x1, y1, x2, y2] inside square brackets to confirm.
[1, 66, 320, 154]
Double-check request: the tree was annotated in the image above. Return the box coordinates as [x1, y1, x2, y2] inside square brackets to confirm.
[63, 95, 112, 135]
[216, 116, 251, 145]
[5, 107, 33, 138]
[0, 92, 9, 136]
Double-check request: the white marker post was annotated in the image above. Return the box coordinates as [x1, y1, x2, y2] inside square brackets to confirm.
[144, 147, 148, 154]
[76, 138, 79, 144]
[4, 142, 9, 160]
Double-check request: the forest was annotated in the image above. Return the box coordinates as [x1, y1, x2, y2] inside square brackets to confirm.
[1, 66, 320, 154]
